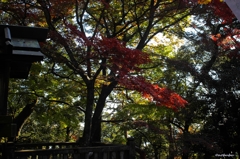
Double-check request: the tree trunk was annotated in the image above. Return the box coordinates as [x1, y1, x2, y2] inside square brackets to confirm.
[14, 100, 37, 135]
[91, 94, 106, 143]
[168, 124, 175, 159]
[92, 116, 102, 142]
[182, 152, 189, 159]
[182, 124, 190, 159]
[91, 81, 117, 142]
[65, 126, 70, 142]
[82, 80, 95, 146]
[153, 146, 159, 159]
[8, 100, 37, 142]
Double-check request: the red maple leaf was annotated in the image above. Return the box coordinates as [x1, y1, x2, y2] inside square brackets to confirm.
[119, 76, 188, 111]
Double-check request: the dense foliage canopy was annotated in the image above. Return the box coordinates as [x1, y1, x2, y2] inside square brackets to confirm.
[1, 0, 240, 158]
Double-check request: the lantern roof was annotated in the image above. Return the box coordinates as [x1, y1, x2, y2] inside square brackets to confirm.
[0, 25, 48, 42]
[0, 25, 48, 78]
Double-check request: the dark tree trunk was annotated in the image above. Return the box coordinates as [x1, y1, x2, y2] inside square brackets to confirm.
[91, 81, 117, 142]
[8, 100, 37, 142]
[82, 80, 95, 146]
[92, 116, 102, 142]
[182, 152, 189, 159]
[65, 126, 70, 142]
[91, 94, 106, 143]
[182, 124, 190, 159]
[168, 124, 175, 159]
[153, 146, 159, 159]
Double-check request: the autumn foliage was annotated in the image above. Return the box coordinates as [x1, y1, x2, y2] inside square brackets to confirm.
[1, 0, 191, 144]
[210, 27, 240, 58]
[191, 0, 240, 58]
[97, 37, 187, 110]
[93, 35, 187, 110]
[95, 36, 149, 77]
[47, 23, 187, 110]
[119, 76, 187, 111]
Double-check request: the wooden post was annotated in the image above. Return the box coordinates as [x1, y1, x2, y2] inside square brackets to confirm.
[0, 66, 9, 115]
[127, 138, 135, 159]
[0, 27, 12, 116]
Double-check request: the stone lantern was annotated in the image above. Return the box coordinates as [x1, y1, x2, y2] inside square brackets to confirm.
[0, 25, 48, 137]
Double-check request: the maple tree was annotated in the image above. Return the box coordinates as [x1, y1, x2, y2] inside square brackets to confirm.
[45, 22, 187, 145]
[0, 0, 192, 145]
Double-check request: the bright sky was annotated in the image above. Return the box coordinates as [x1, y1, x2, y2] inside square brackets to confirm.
[225, 0, 240, 21]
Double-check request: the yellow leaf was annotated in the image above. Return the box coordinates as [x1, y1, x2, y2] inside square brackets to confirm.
[198, 0, 211, 4]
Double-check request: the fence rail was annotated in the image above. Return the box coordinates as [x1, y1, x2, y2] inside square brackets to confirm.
[1, 138, 135, 159]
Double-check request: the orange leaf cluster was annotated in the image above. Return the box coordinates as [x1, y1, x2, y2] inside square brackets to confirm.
[95, 36, 150, 77]
[210, 27, 240, 58]
[119, 76, 188, 111]
[198, 0, 211, 5]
